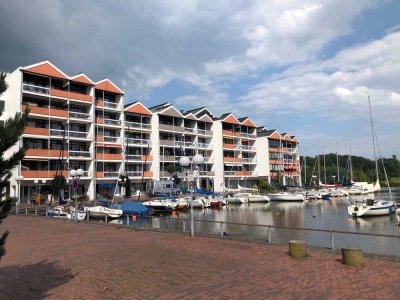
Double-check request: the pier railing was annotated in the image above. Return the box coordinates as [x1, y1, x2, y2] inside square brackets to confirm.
[11, 206, 400, 257]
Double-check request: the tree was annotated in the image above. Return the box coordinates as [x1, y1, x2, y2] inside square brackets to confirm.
[0, 71, 29, 260]
[258, 180, 273, 193]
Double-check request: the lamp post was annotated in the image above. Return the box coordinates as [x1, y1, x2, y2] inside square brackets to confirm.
[34, 179, 46, 204]
[312, 175, 317, 188]
[118, 176, 126, 197]
[179, 153, 204, 238]
[332, 175, 336, 185]
[16, 175, 24, 215]
[70, 168, 84, 222]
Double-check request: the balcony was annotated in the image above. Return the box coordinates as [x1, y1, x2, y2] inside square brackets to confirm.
[285, 148, 299, 153]
[197, 143, 212, 149]
[242, 158, 256, 163]
[69, 151, 91, 158]
[96, 100, 119, 109]
[24, 127, 49, 136]
[268, 147, 281, 153]
[96, 171, 120, 178]
[241, 145, 255, 151]
[22, 105, 68, 118]
[50, 129, 91, 140]
[223, 143, 235, 149]
[197, 129, 212, 136]
[198, 171, 215, 176]
[21, 170, 60, 178]
[159, 124, 184, 132]
[126, 171, 143, 177]
[50, 89, 92, 103]
[100, 118, 122, 127]
[96, 153, 123, 160]
[204, 157, 214, 163]
[103, 136, 120, 143]
[159, 155, 176, 161]
[174, 141, 195, 148]
[69, 111, 91, 121]
[23, 83, 49, 95]
[223, 130, 240, 137]
[25, 149, 68, 158]
[223, 157, 242, 163]
[184, 127, 196, 134]
[269, 160, 283, 165]
[125, 154, 141, 161]
[241, 132, 256, 139]
[160, 139, 174, 146]
[125, 138, 149, 146]
[125, 121, 151, 131]
[235, 171, 251, 176]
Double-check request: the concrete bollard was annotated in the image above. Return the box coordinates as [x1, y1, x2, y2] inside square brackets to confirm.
[342, 248, 363, 267]
[289, 240, 308, 258]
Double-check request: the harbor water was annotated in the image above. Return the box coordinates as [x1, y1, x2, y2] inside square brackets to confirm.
[137, 188, 400, 256]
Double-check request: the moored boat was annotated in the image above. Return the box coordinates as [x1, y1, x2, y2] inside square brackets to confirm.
[347, 199, 397, 217]
[267, 192, 304, 202]
[85, 206, 123, 218]
[111, 201, 149, 215]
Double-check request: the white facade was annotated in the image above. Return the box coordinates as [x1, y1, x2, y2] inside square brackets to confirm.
[2, 60, 301, 203]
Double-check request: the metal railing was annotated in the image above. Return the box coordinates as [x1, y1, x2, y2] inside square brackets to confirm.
[69, 112, 91, 120]
[69, 151, 91, 158]
[103, 101, 119, 109]
[104, 136, 119, 143]
[11, 211, 400, 256]
[125, 121, 151, 130]
[23, 83, 50, 95]
[104, 171, 119, 177]
[126, 171, 144, 177]
[104, 119, 121, 126]
[241, 145, 255, 151]
[242, 158, 256, 163]
[125, 154, 142, 161]
[50, 129, 91, 139]
[197, 143, 212, 149]
[241, 132, 256, 138]
[125, 138, 149, 145]
[197, 129, 212, 136]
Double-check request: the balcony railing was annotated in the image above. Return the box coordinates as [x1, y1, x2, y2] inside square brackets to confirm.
[285, 148, 299, 153]
[103, 136, 120, 143]
[204, 157, 214, 163]
[197, 143, 212, 149]
[104, 119, 121, 126]
[197, 129, 212, 136]
[160, 139, 175, 146]
[125, 121, 151, 130]
[174, 141, 195, 148]
[104, 101, 119, 109]
[184, 127, 195, 133]
[241, 145, 255, 151]
[125, 154, 142, 161]
[23, 83, 49, 95]
[126, 171, 143, 177]
[69, 151, 91, 158]
[69, 111, 91, 120]
[104, 171, 119, 178]
[242, 158, 256, 163]
[241, 132, 257, 138]
[159, 124, 184, 132]
[125, 138, 149, 146]
[96, 153, 123, 160]
[49, 129, 91, 139]
[22, 105, 68, 118]
[223, 157, 242, 163]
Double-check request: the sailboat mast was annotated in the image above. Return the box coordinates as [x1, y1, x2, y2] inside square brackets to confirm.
[368, 95, 379, 181]
[349, 145, 353, 182]
[336, 142, 339, 183]
[317, 154, 321, 185]
[323, 149, 326, 184]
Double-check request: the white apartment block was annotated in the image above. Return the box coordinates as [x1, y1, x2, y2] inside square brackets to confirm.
[2, 60, 301, 202]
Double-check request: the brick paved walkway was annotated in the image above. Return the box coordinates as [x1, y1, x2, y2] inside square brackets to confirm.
[1, 215, 399, 299]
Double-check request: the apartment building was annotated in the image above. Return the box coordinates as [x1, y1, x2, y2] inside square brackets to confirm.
[3, 60, 301, 202]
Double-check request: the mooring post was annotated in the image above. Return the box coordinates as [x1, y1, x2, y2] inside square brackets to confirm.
[86, 211, 89, 221]
[35, 208, 37, 216]
[267, 226, 271, 243]
[182, 219, 186, 233]
[25, 208, 28, 215]
[126, 215, 129, 226]
[45, 208, 48, 217]
[220, 222, 224, 237]
[330, 230, 335, 250]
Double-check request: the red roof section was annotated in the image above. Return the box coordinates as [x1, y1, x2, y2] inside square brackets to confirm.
[223, 115, 240, 125]
[25, 62, 68, 79]
[269, 131, 281, 140]
[125, 103, 152, 116]
[241, 118, 256, 127]
[95, 80, 123, 94]
[72, 75, 93, 85]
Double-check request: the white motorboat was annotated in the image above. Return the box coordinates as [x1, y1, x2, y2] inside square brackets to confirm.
[348, 199, 397, 217]
[267, 192, 304, 202]
[85, 206, 123, 218]
[143, 199, 177, 211]
[68, 207, 87, 221]
[224, 194, 244, 204]
[233, 192, 269, 203]
[48, 206, 68, 217]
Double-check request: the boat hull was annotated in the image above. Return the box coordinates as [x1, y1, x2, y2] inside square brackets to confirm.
[268, 193, 304, 202]
[348, 201, 397, 217]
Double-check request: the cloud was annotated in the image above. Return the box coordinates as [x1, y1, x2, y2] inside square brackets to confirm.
[239, 32, 400, 122]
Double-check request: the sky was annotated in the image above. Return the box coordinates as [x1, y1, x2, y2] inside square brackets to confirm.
[0, 0, 399, 159]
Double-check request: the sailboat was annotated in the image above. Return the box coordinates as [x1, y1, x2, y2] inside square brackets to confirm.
[347, 95, 396, 217]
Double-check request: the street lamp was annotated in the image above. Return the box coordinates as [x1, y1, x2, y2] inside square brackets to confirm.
[118, 176, 126, 197]
[70, 168, 84, 222]
[332, 175, 336, 185]
[179, 153, 204, 238]
[34, 179, 46, 204]
[16, 175, 24, 215]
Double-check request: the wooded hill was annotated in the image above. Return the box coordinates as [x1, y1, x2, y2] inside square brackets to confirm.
[300, 154, 400, 187]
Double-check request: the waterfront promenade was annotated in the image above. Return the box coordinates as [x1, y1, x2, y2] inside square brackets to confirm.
[1, 216, 400, 299]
